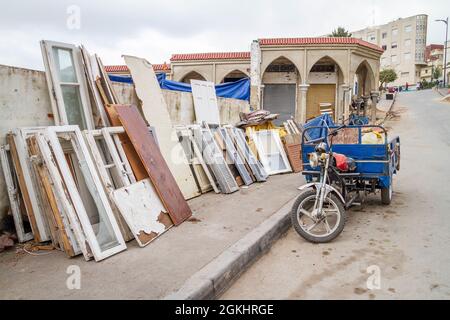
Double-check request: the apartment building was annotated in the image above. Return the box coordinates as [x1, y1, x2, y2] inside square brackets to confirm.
[352, 14, 428, 86]
[420, 44, 444, 82]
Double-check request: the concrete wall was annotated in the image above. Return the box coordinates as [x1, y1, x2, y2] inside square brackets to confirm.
[0, 65, 54, 229]
[112, 82, 250, 125]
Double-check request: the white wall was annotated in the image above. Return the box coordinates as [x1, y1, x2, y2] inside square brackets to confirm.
[262, 71, 297, 84]
[307, 72, 337, 84]
[112, 82, 250, 125]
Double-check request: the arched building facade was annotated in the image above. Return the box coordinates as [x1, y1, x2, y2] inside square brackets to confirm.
[106, 38, 383, 124]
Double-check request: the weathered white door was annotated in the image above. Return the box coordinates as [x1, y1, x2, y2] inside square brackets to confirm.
[191, 80, 221, 125]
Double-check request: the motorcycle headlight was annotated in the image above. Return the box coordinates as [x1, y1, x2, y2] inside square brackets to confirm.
[308, 152, 319, 168]
[315, 142, 327, 154]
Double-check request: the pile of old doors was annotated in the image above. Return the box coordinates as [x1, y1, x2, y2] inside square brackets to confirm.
[0, 41, 293, 262]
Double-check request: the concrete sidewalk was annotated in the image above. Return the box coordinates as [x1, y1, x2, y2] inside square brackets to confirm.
[0, 173, 301, 299]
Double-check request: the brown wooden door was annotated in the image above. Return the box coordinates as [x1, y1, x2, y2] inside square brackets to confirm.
[306, 84, 336, 121]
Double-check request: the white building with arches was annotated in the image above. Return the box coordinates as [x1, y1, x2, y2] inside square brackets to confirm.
[106, 37, 383, 124]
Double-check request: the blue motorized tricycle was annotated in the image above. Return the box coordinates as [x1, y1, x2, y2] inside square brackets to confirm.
[291, 120, 400, 243]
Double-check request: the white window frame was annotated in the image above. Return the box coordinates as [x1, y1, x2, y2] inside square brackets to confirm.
[229, 127, 268, 182]
[0, 145, 34, 242]
[176, 125, 219, 194]
[40, 40, 95, 129]
[35, 133, 86, 257]
[252, 130, 292, 175]
[217, 127, 253, 186]
[190, 124, 239, 194]
[85, 128, 172, 246]
[43, 126, 126, 261]
[11, 128, 51, 241]
[28, 133, 81, 255]
[83, 128, 135, 242]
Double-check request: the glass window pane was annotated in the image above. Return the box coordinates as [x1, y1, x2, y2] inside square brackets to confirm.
[268, 154, 287, 171]
[61, 85, 86, 129]
[52, 47, 78, 83]
[67, 148, 120, 252]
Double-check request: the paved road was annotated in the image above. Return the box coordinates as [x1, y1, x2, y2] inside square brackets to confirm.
[222, 90, 450, 299]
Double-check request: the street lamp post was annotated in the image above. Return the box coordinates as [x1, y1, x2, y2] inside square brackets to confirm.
[436, 18, 448, 88]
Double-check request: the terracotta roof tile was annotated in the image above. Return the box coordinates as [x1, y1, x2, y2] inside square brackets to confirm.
[170, 52, 250, 61]
[258, 37, 384, 52]
[105, 63, 170, 73]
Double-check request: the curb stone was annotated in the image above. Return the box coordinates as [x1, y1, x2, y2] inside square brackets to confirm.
[164, 197, 296, 300]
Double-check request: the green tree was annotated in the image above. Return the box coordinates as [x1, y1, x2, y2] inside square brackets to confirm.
[328, 27, 352, 37]
[432, 66, 442, 80]
[379, 69, 398, 87]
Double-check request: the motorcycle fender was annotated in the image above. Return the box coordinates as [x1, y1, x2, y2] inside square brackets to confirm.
[298, 183, 345, 204]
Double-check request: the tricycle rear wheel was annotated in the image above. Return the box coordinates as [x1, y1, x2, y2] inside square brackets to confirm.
[381, 184, 392, 205]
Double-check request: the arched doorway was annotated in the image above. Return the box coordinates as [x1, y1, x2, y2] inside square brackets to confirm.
[221, 70, 247, 83]
[180, 71, 206, 83]
[355, 61, 376, 97]
[306, 56, 344, 121]
[262, 56, 300, 125]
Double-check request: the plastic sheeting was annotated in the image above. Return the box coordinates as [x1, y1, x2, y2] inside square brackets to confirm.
[109, 73, 250, 101]
[109, 73, 166, 84]
[303, 114, 335, 141]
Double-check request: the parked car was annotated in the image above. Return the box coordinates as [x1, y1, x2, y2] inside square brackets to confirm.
[387, 86, 398, 93]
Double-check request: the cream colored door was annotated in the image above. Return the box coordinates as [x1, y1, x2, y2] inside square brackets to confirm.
[306, 84, 336, 121]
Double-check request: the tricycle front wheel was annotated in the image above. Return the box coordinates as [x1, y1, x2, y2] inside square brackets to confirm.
[290, 189, 346, 243]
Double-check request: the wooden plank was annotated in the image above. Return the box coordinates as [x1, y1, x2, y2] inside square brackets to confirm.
[27, 136, 77, 256]
[97, 55, 120, 104]
[112, 179, 173, 247]
[123, 55, 199, 200]
[36, 133, 89, 259]
[104, 104, 149, 181]
[7, 134, 42, 242]
[115, 104, 192, 225]
[80, 46, 110, 127]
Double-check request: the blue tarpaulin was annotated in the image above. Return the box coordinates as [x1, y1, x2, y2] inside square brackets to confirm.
[303, 114, 335, 141]
[109, 73, 166, 84]
[109, 73, 250, 101]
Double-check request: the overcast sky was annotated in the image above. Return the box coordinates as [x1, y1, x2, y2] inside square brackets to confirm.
[0, 0, 449, 70]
